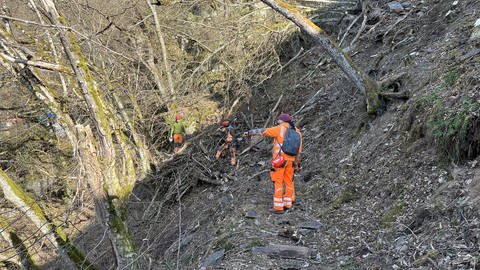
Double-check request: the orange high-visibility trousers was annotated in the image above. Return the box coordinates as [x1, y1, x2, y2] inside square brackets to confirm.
[215, 143, 237, 166]
[173, 133, 183, 153]
[270, 160, 295, 210]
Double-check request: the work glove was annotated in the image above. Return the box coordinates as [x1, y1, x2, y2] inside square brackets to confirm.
[169, 137, 173, 142]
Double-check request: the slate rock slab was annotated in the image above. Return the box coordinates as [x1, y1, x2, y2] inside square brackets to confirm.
[252, 244, 316, 259]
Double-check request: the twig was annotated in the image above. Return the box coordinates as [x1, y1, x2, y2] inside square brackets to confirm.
[253, 48, 305, 88]
[350, 1, 368, 47]
[339, 14, 362, 47]
[263, 94, 283, 128]
[226, 97, 241, 119]
[0, 52, 71, 73]
[175, 174, 182, 270]
[247, 169, 270, 181]
[293, 88, 324, 116]
[240, 94, 283, 155]
[241, 112, 253, 130]
[383, 9, 413, 38]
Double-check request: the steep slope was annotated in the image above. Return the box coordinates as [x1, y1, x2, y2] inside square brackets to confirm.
[126, 0, 480, 269]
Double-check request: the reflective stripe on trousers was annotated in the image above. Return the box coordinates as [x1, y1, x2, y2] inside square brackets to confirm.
[270, 160, 295, 210]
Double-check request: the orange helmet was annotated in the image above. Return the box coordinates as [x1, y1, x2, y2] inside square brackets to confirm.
[175, 114, 181, 121]
[222, 120, 230, 127]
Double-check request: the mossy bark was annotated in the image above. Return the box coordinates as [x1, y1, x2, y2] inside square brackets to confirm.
[260, 0, 382, 113]
[0, 216, 39, 270]
[0, 169, 97, 270]
[39, 1, 141, 267]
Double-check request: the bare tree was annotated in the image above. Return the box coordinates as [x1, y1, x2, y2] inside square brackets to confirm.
[259, 0, 383, 113]
[0, 169, 97, 270]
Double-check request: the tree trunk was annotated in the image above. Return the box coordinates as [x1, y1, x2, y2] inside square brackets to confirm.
[259, 0, 381, 113]
[147, 0, 176, 97]
[0, 169, 97, 270]
[0, 216, 39, 270]
[75, 125, 136, 269]
[37, 1, 143, 268]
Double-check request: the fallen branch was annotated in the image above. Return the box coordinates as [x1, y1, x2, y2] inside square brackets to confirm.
[240, 112, 253, 130]
[0, 52, 72, 73]
[350, 1, 368, 47]
[383, 9, 413, 38]
[253, 48, 305, 88]
[339, 14, 361, 47]
[263, 94, 283, 128]
[240, 94, 283, 155]
[226, 97, 241, 119]
[293, 88, 324, 116]
[247, 169, 270, 181]
[379, 91, 409, 99]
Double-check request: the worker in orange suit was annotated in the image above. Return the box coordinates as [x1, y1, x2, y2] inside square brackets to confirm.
[243, 113, 302, 214]
[169, 114, 186, 154]
[215, 120, 237, 166]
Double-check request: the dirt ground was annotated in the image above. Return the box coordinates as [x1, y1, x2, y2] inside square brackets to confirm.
[125, 0, 480, 269]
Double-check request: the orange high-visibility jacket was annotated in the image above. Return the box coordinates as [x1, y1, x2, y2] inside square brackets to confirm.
[250, 122, 302, 162]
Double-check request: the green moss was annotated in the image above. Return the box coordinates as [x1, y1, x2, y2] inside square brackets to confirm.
[341, 258, 358, 270]
[199, 70, 226, 85]
[427, 97, 479, 161]
[246, 238, 266, 251]
[444, 69, 458, 86]
[380, 202, 405, 227]
[415, 86, 442, 109]
[332, 189, 356, 209]
[0, 170, 48, 224]
[1, 170, 97, 269]
[413, 249, 439, 266]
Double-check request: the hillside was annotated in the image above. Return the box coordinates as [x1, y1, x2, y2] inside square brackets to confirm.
[128, 0, 480, 269]
[1, 0, 479, 269]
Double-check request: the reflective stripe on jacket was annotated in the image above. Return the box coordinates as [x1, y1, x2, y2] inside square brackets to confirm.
[255, 122, 303, 162]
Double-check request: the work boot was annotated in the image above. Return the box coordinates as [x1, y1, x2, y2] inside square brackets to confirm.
[269, 208, 285, 214]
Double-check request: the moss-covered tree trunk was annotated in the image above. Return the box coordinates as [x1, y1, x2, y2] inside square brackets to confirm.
[0, 216, 39, 270]
[0, 169, 97, 270]
[38, 1, 145, 268]
[260, 0, 382, 113]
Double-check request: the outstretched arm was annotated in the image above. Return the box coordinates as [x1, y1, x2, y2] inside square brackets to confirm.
[244, 125, 280, 137]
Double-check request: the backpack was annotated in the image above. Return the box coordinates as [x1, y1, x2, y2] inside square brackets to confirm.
[281, 125, 301, 156]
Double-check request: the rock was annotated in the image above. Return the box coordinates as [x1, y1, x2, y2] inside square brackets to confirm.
[257, 161, 266, 166]
[279, 260, 310, 269]
[387, 1, 404, 13]
[470, 18, 480, 41]
[252, 244, 316, 259]
[278, 228, 300, 241]
[394, 236, 408, 253]
[200, 249, 225, 269]
[278, 219, 291, 225]
[298, 229, 311, 236]
[245, 210, 258, 219]
[444, 10, 455, 22]
[298, 221, 322, 231]
[180, 234, 194, 248]
[52, 122, 67, 138]
[401, 1, 412, 9]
